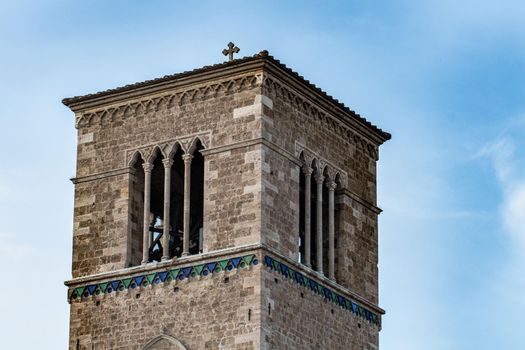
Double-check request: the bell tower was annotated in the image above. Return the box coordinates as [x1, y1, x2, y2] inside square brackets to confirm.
[63, 47, 390, 349]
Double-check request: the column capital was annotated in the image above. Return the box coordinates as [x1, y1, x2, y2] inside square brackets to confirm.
[142, 162, 153, 172]
[315, 175, 325, 184]
[162, 158, 174, 168]
[302, 166, 313, 176]
[327, 181, 337, 192]
[182, 154, 193, 163]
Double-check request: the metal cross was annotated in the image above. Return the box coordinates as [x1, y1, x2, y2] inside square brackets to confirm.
[222, 42, 240, 61]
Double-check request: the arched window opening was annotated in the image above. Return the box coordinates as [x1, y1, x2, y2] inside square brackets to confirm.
[322, 168, 330, 274]
[334, 173, 342, 281]
[189, 141, 205, 255]
[310, 164, 319, 271]
[129, 154, 145, 267]
[148, 151, 165, 262]
[168, 147, 185, 258]
[127, 139, 207, 264]
[298, 167, 306, 264]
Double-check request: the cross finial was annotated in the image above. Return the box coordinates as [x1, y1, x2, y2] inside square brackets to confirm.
[222, 42, 240, 61]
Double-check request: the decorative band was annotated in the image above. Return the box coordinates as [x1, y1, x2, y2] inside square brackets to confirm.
[70, 254, 258, 301]
[264, 255, 381, 326]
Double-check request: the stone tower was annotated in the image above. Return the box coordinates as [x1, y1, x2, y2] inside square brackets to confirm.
[63, 48, 390, 350]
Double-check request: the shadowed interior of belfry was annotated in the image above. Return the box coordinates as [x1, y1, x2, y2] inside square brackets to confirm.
[129, 141, 204, 265]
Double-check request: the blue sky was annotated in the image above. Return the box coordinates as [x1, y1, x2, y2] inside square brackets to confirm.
[1, 1, 524, 348]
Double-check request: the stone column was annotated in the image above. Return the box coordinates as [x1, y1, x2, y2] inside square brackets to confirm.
[315, 174, 324, 274]
[161, 158, 173, 261]
[303, 166, 313, 268]
[142, 162, 153, 264]
[328, 181, 337, 280]
[182, 154, 193, 256]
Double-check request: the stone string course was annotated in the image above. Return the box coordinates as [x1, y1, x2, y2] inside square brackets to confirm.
[263, 255, 381, 327]
[70, 254, 258, 301]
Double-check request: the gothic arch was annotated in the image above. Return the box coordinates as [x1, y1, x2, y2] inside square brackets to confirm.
[166, 141, 183, 160]
[298, 150, 311, 171]
[186, 135, 208, 155]
[310, 157, 320, 176]
[142, 334, 187, 350]
[147, 146, 165, 163]
[333, 172, 342, 188]
[128, 150, 145, 167]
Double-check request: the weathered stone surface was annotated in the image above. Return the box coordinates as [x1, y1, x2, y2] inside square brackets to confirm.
[64, 53, 388, 349]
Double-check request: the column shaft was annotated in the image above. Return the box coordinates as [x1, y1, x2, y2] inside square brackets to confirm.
[182, 154, 193, 256]
[316, 175, 324, 274]
[161, 159, 173, 261]
[142, 162, 153, 264]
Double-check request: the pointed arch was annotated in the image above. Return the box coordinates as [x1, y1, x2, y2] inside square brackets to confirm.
[334, 172, 343, 189]
[128, 150, 146, 167]
[186, 136, 208, 155]
[147, 146, 165, 164]
[320, 163, 330, 181]
[298, 150, 308, 169]
[166, 141, 183, 161]
[128, 150, 145, 267]
[142, 334, 187, 350]
[310, 157, 320, 175]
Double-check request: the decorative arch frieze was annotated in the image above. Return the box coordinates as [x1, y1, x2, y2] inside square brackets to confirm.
[295, 142, 348, 187]
[75, 73, 263, 129]
[262, 74, 379, 160]
[125, 133, 210, 166]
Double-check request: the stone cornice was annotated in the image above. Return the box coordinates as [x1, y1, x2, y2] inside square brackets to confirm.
[63, 52, 390, 147]
[263, 72, 382, 160]
[72, 71, 263, 129]
[63, 57, 267, 113]
[261, 61, 389, 146]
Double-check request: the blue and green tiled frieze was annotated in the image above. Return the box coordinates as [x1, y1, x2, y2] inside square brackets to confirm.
[264, 255, 381, 327]
[70, 254, 258, 300]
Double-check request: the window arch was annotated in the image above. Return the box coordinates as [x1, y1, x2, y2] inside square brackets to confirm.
[188, 139, 205, 255]
[296, 152, 341, 281]
[127, 136, 207, 265]
[142, 334, 188, 350]
[128, 151, 145, 267]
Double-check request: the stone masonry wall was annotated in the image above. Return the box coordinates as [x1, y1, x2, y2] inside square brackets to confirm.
[72, 74, 265, 278]
[203, 144, 262, 252]
[260, 145, 300, 261]
[69, 253, 262, 350]
[260, 267, 379, 350]
[260, 72, 380, 300]
[73, 174, 130, 277]
[67, 62, 385, 350]
[336, 195, 380, 304]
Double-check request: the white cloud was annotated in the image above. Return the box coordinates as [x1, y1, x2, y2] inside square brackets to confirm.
[479, 133, 525, 247]
[503, 183, 525, 247]
[477, 126, 525, 321]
